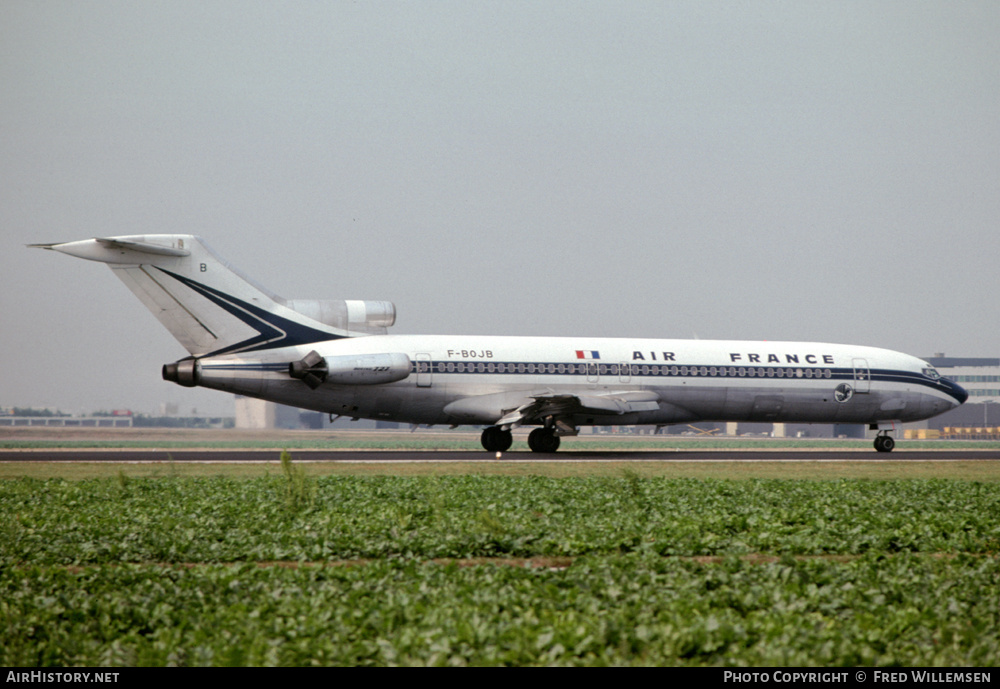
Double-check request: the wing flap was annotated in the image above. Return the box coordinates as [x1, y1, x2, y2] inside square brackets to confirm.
[496, 390, 662, 429]
[576, 391, 661, 414]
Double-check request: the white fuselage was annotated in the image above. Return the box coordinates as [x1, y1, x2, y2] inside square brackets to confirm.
[195, 334, 966, 428]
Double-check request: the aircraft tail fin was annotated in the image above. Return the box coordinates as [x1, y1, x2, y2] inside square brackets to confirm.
[33, 235, 387, 356]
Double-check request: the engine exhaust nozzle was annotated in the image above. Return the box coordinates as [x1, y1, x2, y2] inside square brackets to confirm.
[162, 359, 200, 387]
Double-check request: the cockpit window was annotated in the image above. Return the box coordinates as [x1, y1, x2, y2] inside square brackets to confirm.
[922, 367, 941, 380]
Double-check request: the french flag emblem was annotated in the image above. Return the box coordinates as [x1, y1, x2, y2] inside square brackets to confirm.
[575, 350, 600, 360]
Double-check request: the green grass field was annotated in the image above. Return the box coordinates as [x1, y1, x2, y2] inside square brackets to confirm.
[3, 429, 998, 666]
[2, 446, 999, 666]
[3, 458, 1000, 482]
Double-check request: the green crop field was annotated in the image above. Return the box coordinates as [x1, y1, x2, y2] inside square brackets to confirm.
[2, 455, 998, 666]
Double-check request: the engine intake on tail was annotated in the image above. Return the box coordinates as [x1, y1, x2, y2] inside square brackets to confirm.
[283, 299, 396, 334]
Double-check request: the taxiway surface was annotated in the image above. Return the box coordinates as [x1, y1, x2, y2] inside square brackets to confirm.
[3, 449, 999, 462]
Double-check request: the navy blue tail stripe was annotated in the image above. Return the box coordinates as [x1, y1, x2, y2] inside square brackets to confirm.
[157, 268, 343, 356]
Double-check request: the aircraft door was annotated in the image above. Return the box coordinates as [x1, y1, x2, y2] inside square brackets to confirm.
[416, 353, 432, 388]
[619, 361, 632, 384]
[852, 358, 871, 394]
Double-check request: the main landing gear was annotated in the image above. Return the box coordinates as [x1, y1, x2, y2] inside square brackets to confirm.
[527, 427, 561, 453]
[480, 426, 512, 452]
[478, 426, 562, 453]
[874, 431, 896, 453]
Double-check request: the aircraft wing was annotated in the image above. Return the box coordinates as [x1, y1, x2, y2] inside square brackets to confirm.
[495, 390, 661, 429]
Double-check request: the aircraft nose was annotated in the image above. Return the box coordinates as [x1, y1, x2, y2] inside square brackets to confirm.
[943, 379, 969, 407]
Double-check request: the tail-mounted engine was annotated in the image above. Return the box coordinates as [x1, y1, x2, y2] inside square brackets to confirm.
[283, 299, 396, 335]
[289, 351, 411, 389]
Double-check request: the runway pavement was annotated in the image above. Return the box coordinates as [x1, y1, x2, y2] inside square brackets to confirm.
[3, 448, 999, 462]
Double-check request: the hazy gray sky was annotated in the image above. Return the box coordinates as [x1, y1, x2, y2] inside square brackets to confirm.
[3, 1, 998, 416]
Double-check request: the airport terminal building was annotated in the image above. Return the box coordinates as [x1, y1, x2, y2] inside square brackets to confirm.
[927, 356, 1000, 404]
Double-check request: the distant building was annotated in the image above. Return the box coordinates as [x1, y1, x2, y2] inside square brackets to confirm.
[234, 396, 279, 429]
[920, 356, 1000, 428]
[926, 356, 1000, 403]
[0, 415, 133, 427]
[159, 402, 180, 416]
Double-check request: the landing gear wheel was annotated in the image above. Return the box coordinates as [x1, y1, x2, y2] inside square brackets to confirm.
[528, 428, 561, 453]
[874, 435, 895, 453]
[481, 426, 513, 452]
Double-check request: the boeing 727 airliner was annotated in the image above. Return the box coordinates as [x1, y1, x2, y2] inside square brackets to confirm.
[33, 235, 967, 452]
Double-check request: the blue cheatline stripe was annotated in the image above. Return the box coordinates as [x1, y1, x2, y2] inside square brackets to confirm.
[156, 268, 343, 356]
[202, 359, 964, 403]
[200, 363, 289, 372]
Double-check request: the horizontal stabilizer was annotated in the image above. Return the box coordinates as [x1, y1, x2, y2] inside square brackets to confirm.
[94, 237, 192, 257]
[30, 236, 191, 262]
